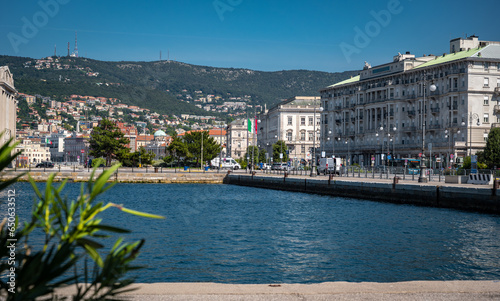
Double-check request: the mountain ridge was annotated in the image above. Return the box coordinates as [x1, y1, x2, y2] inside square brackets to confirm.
[0, 55, 359, 117]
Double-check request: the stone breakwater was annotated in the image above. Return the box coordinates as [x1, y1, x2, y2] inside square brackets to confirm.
[0, 171, 226, 184]
[224, 174, 500, 214]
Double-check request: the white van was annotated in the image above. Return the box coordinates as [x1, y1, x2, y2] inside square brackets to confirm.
[211, 157, 241, 170]
[317, 157, 341, 175]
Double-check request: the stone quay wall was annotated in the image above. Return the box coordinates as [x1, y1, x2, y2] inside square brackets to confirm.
[0, 171, 226, 184]
[224, 174, 500, 214]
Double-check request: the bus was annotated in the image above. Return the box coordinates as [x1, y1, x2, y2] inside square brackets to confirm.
[391, 158, 421, 174]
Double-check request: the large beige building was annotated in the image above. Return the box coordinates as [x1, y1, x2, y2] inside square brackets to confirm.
[0, 66, 17, 147]
[320, 36, 500, 167]
[257, 96, 321, 163]
[227, 119, 257, 159]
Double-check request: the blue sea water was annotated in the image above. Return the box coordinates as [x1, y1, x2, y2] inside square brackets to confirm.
[2, 182, 500, 283]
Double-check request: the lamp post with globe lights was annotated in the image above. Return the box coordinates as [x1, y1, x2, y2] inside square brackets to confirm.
[418, 80, 437, 183]
[310, 106, 323, 177]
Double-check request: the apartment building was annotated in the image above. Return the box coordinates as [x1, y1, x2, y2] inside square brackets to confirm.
[15, 138, 51, 165]
[320, 36, 500, 167]
[227, 119, 256, 159]
[257, 96, 321, 162]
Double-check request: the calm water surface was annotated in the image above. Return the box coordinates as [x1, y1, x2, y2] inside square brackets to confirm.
[3, 182, 500, 283]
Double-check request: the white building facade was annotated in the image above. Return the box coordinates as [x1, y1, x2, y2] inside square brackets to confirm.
[257, 96, 321, 163]
[15, 139, 51, 165]
[0, 66, 17, 147]
[227, 119, 256, 159]
[320, 36, 500, 167]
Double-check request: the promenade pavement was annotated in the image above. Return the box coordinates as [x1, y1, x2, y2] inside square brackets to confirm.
[53, 281, 500, 300]
[235, 169, 492, 189]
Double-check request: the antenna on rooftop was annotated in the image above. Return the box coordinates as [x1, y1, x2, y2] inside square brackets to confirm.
[67, 42, 70, 57]
[54, 44, 57, 57]
[74, 31, 78, 58]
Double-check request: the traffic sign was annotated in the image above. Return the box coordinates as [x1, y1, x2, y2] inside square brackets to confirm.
[81, 149, 85, 153]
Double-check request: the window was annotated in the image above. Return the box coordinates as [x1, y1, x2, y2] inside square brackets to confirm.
[484, 133, 489, 142]
[484, 113, 489, 123]
[287, 116, 293, 126]
[300, 131, 306, 141]
[497, 78, 500, 87]
[308, 132, 314, 141]
[484, 77, 489, 87]
[484, 96, 489, 105]
[301, 117, 306, 126]
[308, 117, 313, 126]
[462, 78, 465, 87]
[301, 145, 305, 154]
[287, 131, 293, 141]
[484, 62, 490, 70]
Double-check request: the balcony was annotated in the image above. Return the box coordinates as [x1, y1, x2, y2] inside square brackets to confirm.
[494, 105, 500, 115]
[427, 123, 441, 130]
[407, 110, 416, 117]
[431, 107, 440, 114]
[492, 123, 500, 128]
[495, 87, 500, 96]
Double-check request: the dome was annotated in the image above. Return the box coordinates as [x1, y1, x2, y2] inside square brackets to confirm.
[154, 130, 167, 137]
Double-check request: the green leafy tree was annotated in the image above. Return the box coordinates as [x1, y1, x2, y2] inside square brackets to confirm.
[89, 119, 130, 166]
[244, 145, 260, 166]
[259, 148, 267, 163]
[183, 131, 221, 166]
[119, 147, 156, 167]
[166, 134, 189, 164]
[483, 128, 500, 168]
[272, 140, 288, 162]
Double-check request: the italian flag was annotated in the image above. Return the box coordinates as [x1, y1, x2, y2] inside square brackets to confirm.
[248, 117, 257, 133]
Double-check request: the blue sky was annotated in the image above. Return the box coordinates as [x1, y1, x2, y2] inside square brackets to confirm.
[1, 0, 499, 72]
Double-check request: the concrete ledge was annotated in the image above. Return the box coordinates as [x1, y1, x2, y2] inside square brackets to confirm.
[50, 281, 500, 300]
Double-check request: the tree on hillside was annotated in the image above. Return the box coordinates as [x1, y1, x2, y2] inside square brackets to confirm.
[89, 118, 129, 166]
[483, 127, 500, 168]
[183, 131, 221, 166]
[273, 140, 288, 162]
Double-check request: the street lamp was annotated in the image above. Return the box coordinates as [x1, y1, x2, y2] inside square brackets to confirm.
[310, 106, 323, 176]
[467, 113, 480, 157]
[418, 80, 437, 183]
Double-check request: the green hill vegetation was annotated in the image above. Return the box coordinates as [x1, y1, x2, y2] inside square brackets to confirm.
[0, 55, 359, 117]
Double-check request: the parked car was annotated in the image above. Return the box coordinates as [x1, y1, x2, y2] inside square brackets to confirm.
[36, 161, 54, 168]
[317, 157, 341, 175]
[210, 157, 241, 170]
[258, 163, 271, 170]
[271, 162, 290, 171]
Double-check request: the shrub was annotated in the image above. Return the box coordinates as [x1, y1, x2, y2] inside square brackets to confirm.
[0, 133, 165, 300]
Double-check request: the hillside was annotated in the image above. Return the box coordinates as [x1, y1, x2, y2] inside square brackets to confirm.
[0, 55, 359, 117]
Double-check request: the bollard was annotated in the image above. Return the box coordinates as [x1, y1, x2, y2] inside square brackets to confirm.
[492, 179, 498, 196]
[328, 174, 333, 185]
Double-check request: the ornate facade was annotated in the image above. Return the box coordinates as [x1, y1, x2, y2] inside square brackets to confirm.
[320, 36, 500, 167]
